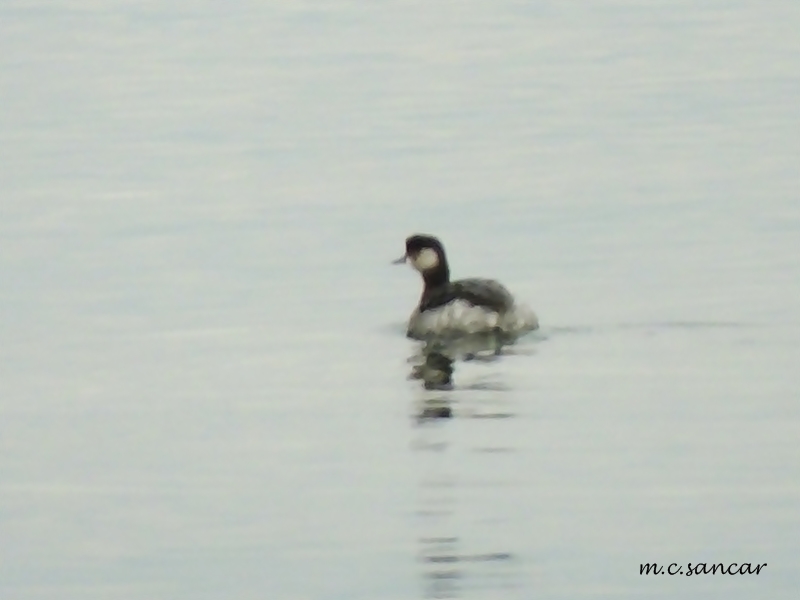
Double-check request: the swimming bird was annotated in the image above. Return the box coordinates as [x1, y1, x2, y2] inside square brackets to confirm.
[393, 234, 539, 340]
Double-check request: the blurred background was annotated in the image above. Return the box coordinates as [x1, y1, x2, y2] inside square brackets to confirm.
[1, 1, 798, 598]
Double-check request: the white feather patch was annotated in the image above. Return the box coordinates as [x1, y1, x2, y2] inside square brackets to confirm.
[411, 247, 439, 272]
[407, 300, 539, 339]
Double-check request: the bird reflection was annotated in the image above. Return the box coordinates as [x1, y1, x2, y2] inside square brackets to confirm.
[407, 329, 534, 597]
[411, 349, 455, 391]
[416, 396, 453, 422]
[412, 392, 522, 596]
[414, 438, 522, 599]
[408, 331, 519, 391]
[419, 537, 461, 599]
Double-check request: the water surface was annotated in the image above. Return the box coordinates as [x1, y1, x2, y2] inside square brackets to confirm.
[1, 1, 798, 598]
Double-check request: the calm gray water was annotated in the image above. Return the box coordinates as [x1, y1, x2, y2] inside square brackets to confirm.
[1, 1, 799, 599]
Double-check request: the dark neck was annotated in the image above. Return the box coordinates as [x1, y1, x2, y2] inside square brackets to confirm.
[421, 264, 450, 294]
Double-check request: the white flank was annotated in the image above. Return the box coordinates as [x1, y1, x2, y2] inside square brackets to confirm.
[407, 300, 539, 339]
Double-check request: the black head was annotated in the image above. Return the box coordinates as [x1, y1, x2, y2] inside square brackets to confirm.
[406, 233, 444, 258]
[395, 233, 450, 288]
